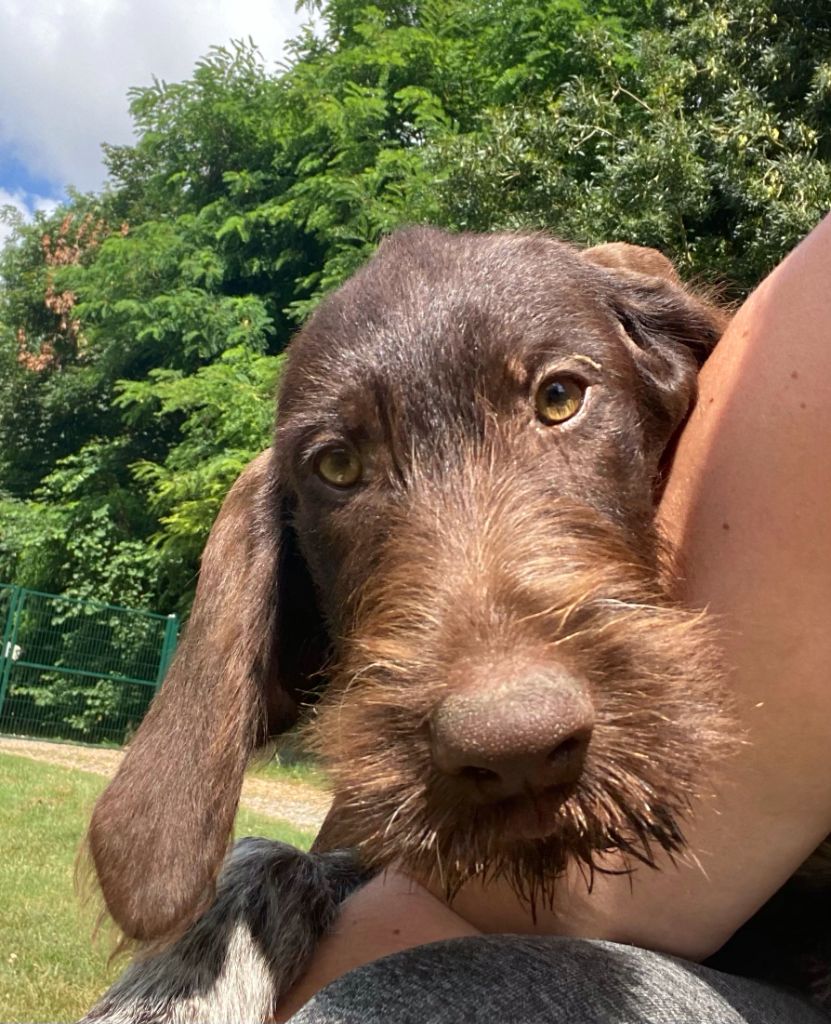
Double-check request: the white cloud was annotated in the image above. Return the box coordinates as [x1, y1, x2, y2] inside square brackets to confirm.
[0, 0, 309, 194]
[0, 189, 29, 250]
[0, 187, 59, 248]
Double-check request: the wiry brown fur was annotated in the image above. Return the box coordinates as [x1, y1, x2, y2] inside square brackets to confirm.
[83, 227, 751, 996]
[81, 227, 831, 1021]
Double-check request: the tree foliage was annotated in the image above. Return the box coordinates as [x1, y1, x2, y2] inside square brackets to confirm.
[1, 0, 829, 618]
[437, 0, 831, 288]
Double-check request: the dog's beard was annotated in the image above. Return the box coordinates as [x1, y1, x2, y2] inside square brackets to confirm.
[305, 493, 735, 907]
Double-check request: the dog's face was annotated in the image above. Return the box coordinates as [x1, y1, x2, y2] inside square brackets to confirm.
[87, 228, 732, 940]
[276, 229, 731, 899]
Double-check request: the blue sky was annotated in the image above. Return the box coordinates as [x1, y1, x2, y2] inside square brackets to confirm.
[0, 0, 308, 245]
[0, 155, 57, 200]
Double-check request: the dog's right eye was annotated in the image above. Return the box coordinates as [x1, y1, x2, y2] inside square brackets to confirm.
[314, 445, 363, 489]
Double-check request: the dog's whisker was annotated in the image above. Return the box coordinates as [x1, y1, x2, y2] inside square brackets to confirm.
[382, 792, 421, 839]
[596, 597, 664, 613]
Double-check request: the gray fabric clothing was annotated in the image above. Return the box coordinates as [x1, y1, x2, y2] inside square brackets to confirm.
[288, 936, 829, 1024]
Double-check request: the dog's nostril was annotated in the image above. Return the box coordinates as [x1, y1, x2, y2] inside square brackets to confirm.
[458, 765, 502, 785]
[547, 733, 587, 762]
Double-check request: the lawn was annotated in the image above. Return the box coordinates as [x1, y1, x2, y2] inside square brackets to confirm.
[0, 752, 315, 1023]
[247, 748, 329, 789]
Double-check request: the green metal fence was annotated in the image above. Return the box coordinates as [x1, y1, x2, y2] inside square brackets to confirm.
[0, 584, 178, 746]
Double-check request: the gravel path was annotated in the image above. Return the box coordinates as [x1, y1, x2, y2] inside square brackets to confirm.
[0, 735, 331, 832]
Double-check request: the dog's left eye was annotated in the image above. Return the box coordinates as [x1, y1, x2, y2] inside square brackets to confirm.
[314, 445, 363, 488]
[535, 376, 586, 425]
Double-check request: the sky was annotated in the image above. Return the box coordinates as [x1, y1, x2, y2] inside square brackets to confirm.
[0, 0, 310, 246]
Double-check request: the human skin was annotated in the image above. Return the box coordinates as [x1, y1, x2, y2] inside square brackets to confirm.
[275, 212, 831, 1020]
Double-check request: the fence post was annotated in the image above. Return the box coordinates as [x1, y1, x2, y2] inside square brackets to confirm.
[155, 613, 179, 691]
[0, 586, 23, 718]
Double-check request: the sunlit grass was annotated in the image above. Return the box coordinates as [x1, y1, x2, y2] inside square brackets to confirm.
[0, 752, 314, 1022]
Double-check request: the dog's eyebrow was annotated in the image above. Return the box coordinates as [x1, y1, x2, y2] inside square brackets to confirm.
[525, 349, 606, 381]
[573, 354, 603, 371]
[280, 422, 345, 467]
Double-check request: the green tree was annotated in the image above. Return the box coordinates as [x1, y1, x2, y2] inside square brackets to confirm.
[436, 0, 831, 289]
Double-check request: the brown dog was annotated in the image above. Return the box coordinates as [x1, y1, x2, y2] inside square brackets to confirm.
[83, 228, 757, 1021]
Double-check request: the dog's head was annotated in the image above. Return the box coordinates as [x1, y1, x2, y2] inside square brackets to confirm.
[88, 228, 731, 940]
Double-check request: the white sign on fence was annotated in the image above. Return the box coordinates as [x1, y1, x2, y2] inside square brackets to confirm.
[3, 642, 22, 661]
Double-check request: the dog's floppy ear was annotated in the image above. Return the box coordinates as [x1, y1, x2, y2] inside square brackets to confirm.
[582, 242, 727, 455]
[87, 449, 328, 941]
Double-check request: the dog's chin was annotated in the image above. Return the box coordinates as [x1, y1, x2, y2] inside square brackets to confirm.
[380, 773, 694, 906]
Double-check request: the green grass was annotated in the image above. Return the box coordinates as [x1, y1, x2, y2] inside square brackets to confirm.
[0, 753, 315, 1023]
[247, 751, 329, 789]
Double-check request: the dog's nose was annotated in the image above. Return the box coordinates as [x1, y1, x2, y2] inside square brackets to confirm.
[430, 672, 594, 800]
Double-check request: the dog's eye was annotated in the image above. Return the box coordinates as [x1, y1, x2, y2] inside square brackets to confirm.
[314, 445, 363, 488]
[535, 376, 585, 425]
